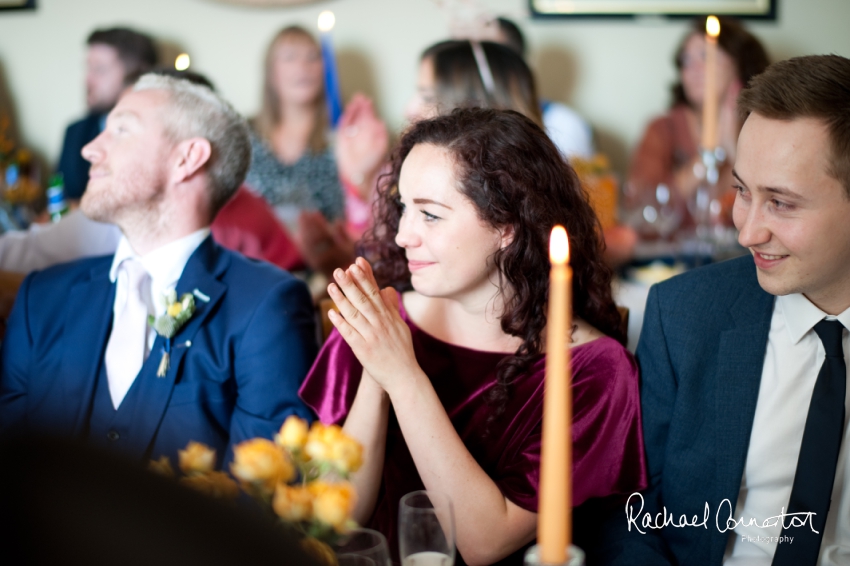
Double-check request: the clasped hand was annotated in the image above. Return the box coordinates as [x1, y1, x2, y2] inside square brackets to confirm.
[327, 257, 419, 393]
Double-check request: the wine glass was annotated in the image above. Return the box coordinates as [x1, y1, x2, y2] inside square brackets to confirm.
[336, 528, 391, 566]
[398, 490, 455, 566]
[623, 182, 683, 242]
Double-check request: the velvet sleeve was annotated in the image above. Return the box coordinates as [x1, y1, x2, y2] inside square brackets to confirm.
[486, 338, 648, 514]
[490, 370, 544, 513]
[571, 338, 648, 507]
[299, 329, 362, 425]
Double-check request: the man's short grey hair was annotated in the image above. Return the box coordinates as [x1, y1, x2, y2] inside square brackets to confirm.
[133, 73, 251, 214]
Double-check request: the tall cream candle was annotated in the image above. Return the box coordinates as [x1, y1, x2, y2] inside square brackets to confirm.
[538, 225, 572, 564]
[701, 16, 721, 150]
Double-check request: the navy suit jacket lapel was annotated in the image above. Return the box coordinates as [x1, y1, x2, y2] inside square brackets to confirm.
[127, 237, 228, 461]
[61, 262, 115, 436]
[711, 265, 775, 561]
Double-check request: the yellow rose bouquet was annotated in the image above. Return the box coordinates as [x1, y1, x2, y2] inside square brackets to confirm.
[151, 416, 363, 548]
[259, 417, 362, 540]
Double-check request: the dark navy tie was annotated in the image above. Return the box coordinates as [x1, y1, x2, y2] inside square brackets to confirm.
[772, 319, 846, 566]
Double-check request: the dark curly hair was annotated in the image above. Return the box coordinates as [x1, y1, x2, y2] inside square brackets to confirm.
[671, 16, 770, 108]
[360, 107, 625, 421]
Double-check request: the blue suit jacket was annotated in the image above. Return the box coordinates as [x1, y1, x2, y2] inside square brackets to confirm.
[598, 255, 775, 565]
[56, 113, 103, 200]
[0, 236, 318, 466]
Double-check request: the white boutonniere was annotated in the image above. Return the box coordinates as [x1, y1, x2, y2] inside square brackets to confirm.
[148, 289, 197, 377]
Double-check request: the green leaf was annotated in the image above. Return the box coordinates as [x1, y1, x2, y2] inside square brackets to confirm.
[154, 316, 178, 338]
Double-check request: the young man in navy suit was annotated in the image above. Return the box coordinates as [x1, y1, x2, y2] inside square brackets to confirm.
[0, 74, 318, 467]
[600, 55, 850, 566]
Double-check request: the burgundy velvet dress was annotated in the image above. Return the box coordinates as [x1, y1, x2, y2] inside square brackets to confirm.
[299, 300, 647, 565]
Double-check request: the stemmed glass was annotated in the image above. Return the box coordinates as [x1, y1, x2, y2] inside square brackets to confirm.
[335, 528, 392, 566]
[623, 182, 683, 242]
[398, 490, 456, 566]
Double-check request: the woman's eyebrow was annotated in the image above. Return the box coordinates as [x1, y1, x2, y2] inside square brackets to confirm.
[412, 198, 453, 210]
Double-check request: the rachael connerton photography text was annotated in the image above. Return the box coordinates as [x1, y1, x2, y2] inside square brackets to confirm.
[624, 492, 816, 538]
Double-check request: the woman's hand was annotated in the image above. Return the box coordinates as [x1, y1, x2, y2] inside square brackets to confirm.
[335, 94, 389, 199]
[327, 257, 418, 392]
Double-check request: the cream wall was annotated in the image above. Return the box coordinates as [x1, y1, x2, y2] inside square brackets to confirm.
[1, 0, 849, 175]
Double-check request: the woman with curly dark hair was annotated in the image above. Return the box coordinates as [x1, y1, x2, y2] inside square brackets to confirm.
[300, 108, 646, 565]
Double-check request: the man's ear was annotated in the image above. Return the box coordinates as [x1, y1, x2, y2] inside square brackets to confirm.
[172, 137, 212, 184]
[499, 224, 515, 249]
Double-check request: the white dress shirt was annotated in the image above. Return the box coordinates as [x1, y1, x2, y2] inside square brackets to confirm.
[108, 228, 210, 356]
[724, 293, 850, 565]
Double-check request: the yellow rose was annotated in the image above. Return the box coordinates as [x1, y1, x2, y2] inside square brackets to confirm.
[305, 423, 330, 461]
[180, 471, 240, 500]
[276, 416, 309, 451]
[178, 441, 216, 474]
[231, 438, 294, 496]
[304, 422, 363, 473]
[305, 422, 347, 462]
[272, 483, 313, 522]
[329, 435, 363, 474]
[148, 456, 174, 477]
[311, 481, 356, 532]
[167, 302, 183, 317]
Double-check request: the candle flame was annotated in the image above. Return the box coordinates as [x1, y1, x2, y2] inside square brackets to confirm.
[317, 11, 336, 32]
[549, 226, 569, 265]
[706, 15, 720, 38]
[174, 53, 191, 71]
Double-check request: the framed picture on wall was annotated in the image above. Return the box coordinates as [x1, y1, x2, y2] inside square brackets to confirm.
[0, 0, 36, 11]
[530, 0, 777, 19]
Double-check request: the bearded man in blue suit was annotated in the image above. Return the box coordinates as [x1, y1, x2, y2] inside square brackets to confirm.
[599, 55, 850, 566]
[0, 74, 318, 467]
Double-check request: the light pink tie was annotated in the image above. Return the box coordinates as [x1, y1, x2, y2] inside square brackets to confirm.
[105, 258, 150, 409]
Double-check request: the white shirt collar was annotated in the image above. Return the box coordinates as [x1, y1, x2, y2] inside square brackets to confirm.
[779, 292, 850, 345]
[109, 229, 210, 283]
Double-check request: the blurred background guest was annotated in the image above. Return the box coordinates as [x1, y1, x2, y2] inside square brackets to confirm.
[493, 16, 595, 159]
[627, 16, 769, 227]
[406, 39, 542, 125]
[56, 27, 157, 202]
[246, 25, 345, 228]
[246, 26, 388, 280]
[0, 209, 119, 274]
